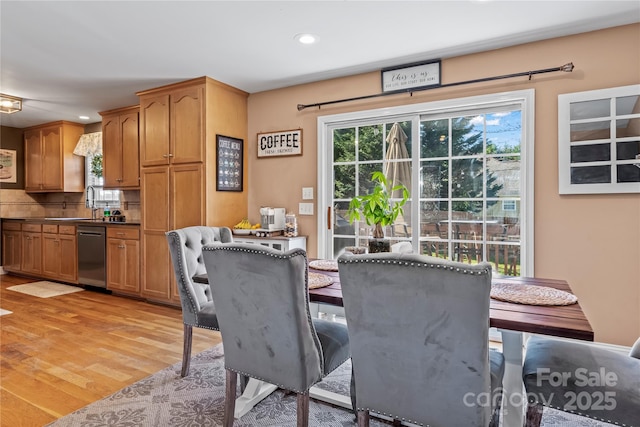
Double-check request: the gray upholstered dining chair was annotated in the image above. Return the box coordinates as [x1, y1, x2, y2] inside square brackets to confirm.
[523, 335, 640, 427]
[202, 243, 350, 427]
[166, 226, 233, 377]
[338, 252, 505, 427]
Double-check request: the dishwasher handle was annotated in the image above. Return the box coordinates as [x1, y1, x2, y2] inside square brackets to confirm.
[78, 231, 105, 236]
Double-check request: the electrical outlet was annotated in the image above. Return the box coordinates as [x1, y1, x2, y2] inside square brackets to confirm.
[302, 187, 314, 200]
[299, 202, 314, 215]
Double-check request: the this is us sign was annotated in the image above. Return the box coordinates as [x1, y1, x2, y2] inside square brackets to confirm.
[257, 129, 302, 158]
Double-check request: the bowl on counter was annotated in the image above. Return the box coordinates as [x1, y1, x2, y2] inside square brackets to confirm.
[232, 229, 251, 235]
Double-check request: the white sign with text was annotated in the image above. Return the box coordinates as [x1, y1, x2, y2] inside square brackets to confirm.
[257, 129, 303, 158]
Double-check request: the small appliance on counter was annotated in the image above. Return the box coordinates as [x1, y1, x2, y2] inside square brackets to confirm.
[260, 207, 285, 231]
[104, 209, 126, 222]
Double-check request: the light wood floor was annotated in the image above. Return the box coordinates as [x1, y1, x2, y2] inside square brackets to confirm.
[0, 274, 222, 427]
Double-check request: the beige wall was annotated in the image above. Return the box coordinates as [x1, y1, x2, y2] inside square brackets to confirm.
[247, 24, 640, 346]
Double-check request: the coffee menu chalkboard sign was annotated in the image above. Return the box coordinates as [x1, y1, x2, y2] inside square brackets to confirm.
[216, 135, 243, 192]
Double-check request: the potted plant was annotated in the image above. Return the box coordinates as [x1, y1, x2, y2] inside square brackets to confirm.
[346, 171, 409, 253]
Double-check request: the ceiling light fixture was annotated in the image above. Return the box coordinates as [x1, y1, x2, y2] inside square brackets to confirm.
[79, 115, 90, 120]
[0, 94, 22, 114]
[294, 33, 317, 45]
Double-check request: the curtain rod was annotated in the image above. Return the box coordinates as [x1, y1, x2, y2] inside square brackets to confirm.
[297, 62, 574, 111]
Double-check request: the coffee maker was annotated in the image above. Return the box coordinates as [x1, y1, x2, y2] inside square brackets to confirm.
[260, 207, 285, 231]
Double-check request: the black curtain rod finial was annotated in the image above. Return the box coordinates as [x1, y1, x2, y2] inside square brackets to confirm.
[561, 62, 575, 72]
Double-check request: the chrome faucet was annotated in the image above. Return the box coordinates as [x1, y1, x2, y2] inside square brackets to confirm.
[86, 185, 99, 220]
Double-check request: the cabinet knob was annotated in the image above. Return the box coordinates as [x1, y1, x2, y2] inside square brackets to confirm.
[118, 245, 125, 249]
[168, 153, 174, 157]
[162, 154, 168, 158]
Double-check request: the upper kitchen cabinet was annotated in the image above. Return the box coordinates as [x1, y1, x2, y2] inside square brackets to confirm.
[138, 84, 204, 167]
[100, 105, 140, 189]
[24, 121, 85, 192]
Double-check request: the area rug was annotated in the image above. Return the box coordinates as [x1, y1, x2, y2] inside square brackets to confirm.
[7, 281, 84, 298]
[46, 345, 620, 427]
[0, 308, 12, 316]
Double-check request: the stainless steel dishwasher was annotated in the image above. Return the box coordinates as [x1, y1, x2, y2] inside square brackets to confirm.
[77, 225, 106, 288]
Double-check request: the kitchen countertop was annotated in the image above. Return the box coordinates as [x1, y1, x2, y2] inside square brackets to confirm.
[1, 217, 141, 226]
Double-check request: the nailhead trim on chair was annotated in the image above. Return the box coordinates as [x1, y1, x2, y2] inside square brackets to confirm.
[167, 231, 203, 323]
[337, 257, 491, 276]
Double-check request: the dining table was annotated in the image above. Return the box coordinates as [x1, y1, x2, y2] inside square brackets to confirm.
[193, 260, 593, 426]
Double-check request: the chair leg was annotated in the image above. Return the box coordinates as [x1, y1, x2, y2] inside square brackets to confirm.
[356, 410, 370, 427]
[296, 393, 309, 427]
[525, 401, 543, 427]
[224, 369, 237, 427]
[181, 324, 193, 377]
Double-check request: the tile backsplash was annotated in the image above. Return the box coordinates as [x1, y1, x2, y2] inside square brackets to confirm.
[0, 189, 140, 221]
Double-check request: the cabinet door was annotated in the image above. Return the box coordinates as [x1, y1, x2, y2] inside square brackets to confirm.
[21, 232, 42, 274]
[170, 86, 204, 164]
[141, 167, 170, 232]
[140, 94, 170, 167]
[122, 239, 140, 292]
[42, 233, 60, 278]
[102, 114, 122, 188]
[40, 125, 63, 190]
[120, 112, 140, 188]
[24, 129, 42, 191]
[58, 234, 77, 282]
[171, 164, 204, 230]
[2, 230, 22, 272]
[141, 231, 171, 301]
[107, 238, 125, 290]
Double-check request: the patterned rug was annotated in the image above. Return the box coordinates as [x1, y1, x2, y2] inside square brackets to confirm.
[46, 345, 619, 427]
[7, 281, 84, 298]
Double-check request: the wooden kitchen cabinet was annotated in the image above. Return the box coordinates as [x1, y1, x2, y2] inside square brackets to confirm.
[137, 77, 248, 304]
[21, 224, 42, 275]
[100, 105, 140, 189]
[42, 224, 77, 283]
[2, 221, 22, 273]
[24, 121, 85, 192]
[107, 227, 140, 294]
[139, 85, 204, 167]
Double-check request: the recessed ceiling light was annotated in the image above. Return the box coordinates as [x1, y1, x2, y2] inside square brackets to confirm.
[294, 33, 317, 45]
[79, 115, 90, 120]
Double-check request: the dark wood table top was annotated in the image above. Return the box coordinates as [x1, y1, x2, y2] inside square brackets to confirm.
[193, 263, 594, 342]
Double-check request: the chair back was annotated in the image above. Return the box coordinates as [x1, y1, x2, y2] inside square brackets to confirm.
[166, 226, 233, 324]
[338, 252, 493, 427]
[202, 243, 324, 392]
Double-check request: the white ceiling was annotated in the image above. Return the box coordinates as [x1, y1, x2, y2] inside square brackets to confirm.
[1, 1, 639, 129]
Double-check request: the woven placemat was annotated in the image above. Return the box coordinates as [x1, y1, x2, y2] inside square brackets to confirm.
[491, 282, 578, 306]
[309, 272, 334, 289]
[309, 259, 339, 272]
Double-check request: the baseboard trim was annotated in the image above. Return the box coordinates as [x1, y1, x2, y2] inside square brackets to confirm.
[0, 266, 5, 275]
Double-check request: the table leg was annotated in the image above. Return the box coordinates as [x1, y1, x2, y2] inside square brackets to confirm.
[499, 330, 525, 427]
[233, 378, 278, 418]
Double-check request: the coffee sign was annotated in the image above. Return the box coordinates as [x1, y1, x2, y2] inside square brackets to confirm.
[257, 129, 302, 158]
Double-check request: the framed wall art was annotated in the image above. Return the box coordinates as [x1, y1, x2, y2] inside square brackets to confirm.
[381, 59, 441, 93]
[216, 134, 243, 192]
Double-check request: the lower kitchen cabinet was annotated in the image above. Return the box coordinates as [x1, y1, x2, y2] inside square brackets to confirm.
[21, 224, 42, 275]
[107, 227, 140, 295]
[2, 221, 22, 272]
[42, 224, 77, 283]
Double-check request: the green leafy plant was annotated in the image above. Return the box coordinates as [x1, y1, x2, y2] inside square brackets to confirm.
[91, 154, 103, 178]
[347, 171, 409, 239]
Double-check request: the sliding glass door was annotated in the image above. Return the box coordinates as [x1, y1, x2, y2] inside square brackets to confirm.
[319, 90, 534, 276]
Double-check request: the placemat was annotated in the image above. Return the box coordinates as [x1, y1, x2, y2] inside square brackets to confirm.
[309, 259, 339, 272]
[309, 272, 334, 289]
[490, 282, 578, 306]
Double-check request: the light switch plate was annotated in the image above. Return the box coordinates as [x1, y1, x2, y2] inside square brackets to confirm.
[299, 202, 314, 215]
[302, 187, 314, 200]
